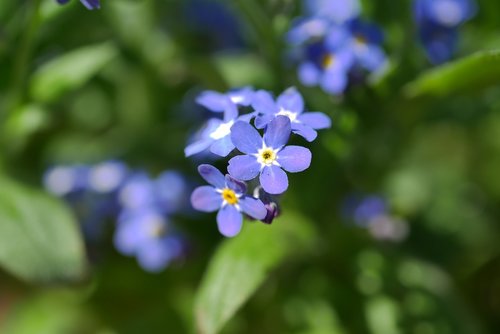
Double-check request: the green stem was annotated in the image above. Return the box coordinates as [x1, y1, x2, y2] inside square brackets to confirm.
[4, 0, 41, 117]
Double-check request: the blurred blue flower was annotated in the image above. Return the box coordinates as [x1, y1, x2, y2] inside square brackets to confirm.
[185, 88, 255, 158]
[114, 210, 184, 272]
[287, 17, 332, 45]
[228, 116, 312, 195]
[305, 0, 361, 24]
[191, 164, 267, 237]
[414, 0, 476, 64]
[44, 165, 89, 197]
[252, 87, 331, 142]
[348, 19, 387, 73]
[56, 0, 100, 10]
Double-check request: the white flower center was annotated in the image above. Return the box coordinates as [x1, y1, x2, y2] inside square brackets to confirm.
[256, 146, 280, 168]
[209, 120, 234, 140]
[277, 108, 298, 123]
[229, 95, 244, 104]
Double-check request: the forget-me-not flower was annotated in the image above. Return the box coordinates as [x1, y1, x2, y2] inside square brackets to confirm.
[228, 116, 312, 195]
[253, 87, 331, 142]
[191, 164, 267, 237]
[348, 19, 387, 73]
[414, 0, 476, 64]
[185, 88, 255, 157]
[56, 0, 100, 10]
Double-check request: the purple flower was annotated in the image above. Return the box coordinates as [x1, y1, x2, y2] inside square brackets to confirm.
[114, 210, 184, 272]
[295, 26, 355, 95]
[253, 87, 331, 142]
[56, 0, 100, 10]
[228, 116, 312, 195]
[185, 88, 255, 157]
[191, 164, 267, 237]
[305, 0, 361, 24]
[348, 19, 387, 73]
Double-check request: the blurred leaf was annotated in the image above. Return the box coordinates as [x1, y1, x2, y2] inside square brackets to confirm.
[404, 50, 500, 98]
[213, 53, 272, 88]
[30, 42, 118, 103]
[0, 176, 86, 284]
[194, 212, 316, 334]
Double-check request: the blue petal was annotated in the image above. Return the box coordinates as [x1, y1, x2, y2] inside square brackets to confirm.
[297, 112, 331, 129]
[191, 186, 223, 212]
[228, 155, 261, 181]
[210, 135, 235, 157]
[223, 102, 238, 122]
[263, 116, 291, 149]
[113, 220, 141, 255]
[298, 62, 321, 86]
[197, 164, 226, 188]
[320, 68, 348, 94]
[251, 90, 278, 115]
[254, 114, 275, 129]
[196, 91, 229, 112]
[80, 0, 100, 10]
[227, 87, 254, 106]
[225, 174, 247, 194]
[277, 145, 312, 173]
[185, 138, 213, 157]
[230, 121, 263, 154]
[259, 165, 289, 195]
[217, 205, 243, 237]
[276, 87, 304, 114]
[291, 123, 318, 142]
[239, 196, 267, 220]
[137, 240, 172, 272]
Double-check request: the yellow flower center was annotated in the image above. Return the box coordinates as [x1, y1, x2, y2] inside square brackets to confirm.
[258, 147, 277, 166]
[322, 54, 335, 69]
[221, 188, 239, 205]
[355, 35, 367, 46]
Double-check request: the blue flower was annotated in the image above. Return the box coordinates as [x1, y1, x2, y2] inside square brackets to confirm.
[56, 0, 100, 10]
[87, 161, 129, 194]
[413, 0, 476, 64]
[44, 165, 90, 197]
[414, 0, 476, 28]
[155, 170, 189, 214]
[287, 17, 332, 45]
[114, 210, 184, 272]
[191, 164, 267, 237]
[228, 116, 312, 195]
[185, 88, 255, 158]
[348, 19, 387, 73]
[252, 87, 331, 142]
[305, 0, 361, 24]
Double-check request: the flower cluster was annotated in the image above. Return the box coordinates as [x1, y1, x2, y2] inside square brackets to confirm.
[56, 0, 100, 10]
[343, 194, 409, 242]
[287, 0, 388, 95]
[414, 0, 477, 64]
[187, 87, 331, 237]
[44, 161, 189, 272]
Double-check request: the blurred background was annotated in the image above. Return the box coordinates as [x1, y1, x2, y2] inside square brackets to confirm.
[1, 0, 500, 333]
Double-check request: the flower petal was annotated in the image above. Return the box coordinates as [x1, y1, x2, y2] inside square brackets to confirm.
[263, 116, 291, 148]
[291, 123, 318, 142]
[277, 146, 312, 173]
[196, 91, 228, 112]
[184, 138, 213, 157]
[297, 112, 331, 129]
[223, 102, 238, 122]
[225, 175, 247, 194]
[136, 240, 172, 272]
[320, 68, 348, 94]
[298, 62, 321, 86]
[217, 205, 243, 237]
[260, 165, 289, 194]
[239, 197, 267, 220]
[80, 0, 100, 10]
[228, 155, 261, 181]
[210, 135, 235, 157]
[251, 90, 278, 115]
[198, 164, 226, 188]
[276, 87, 304, 114]
[191, 186, 222, 212]
[254, 114, 275, 129]
[230, 121, 262, 154]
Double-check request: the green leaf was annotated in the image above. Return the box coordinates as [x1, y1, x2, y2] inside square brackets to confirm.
[0, 176, 86, 284]
[30, 42, 118, 103]
[194, 212, 316, 334]
[404, 50, 500, 98]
